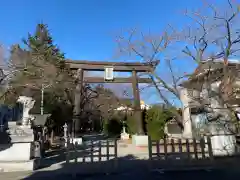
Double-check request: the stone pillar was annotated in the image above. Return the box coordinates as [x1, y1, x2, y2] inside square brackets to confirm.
[73, 68, 84, 136]
[132, 70, 143, 135]
[180, 88, 193, 138]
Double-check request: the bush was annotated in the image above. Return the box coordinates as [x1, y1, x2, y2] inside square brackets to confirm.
[145, 106, 173, 140]
[102, 116, 123, 137]
[126, 115, 137, 135]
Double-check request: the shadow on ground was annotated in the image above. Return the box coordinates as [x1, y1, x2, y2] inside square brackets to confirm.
[22, 133, 240, 179]
[3, 133, 240, 180]
[0, 131, 12, 152]
[22, 155, 240, 180]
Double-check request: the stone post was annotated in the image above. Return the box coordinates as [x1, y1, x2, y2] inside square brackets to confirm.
[63, 123, 70, 163]
[0, 121, 39, 171]
[63, 123, 68, 148]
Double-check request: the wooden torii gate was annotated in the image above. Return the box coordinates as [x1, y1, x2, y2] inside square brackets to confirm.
[65, 60, 159, 136]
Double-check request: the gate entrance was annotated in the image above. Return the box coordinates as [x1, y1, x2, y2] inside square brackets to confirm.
[65, 60, 159, 137]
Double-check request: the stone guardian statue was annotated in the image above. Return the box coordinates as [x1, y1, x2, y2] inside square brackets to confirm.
[17, 96, 35, 127]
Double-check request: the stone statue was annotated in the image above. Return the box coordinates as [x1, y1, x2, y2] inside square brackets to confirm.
[17, 96, 35, 126]
[121, 124, 130, 140]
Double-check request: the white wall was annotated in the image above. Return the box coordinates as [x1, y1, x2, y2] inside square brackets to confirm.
[180, 88, 192, 138]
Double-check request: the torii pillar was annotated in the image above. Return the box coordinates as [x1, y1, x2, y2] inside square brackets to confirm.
[132, 70, 144, 135]
[73, 68, 83, 136]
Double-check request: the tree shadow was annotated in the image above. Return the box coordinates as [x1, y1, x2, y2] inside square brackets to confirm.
[22, 154, 240, 180]
[0, 104, 12, 152]
[24, 155, 154, 179]
[0, 131, 12, 152]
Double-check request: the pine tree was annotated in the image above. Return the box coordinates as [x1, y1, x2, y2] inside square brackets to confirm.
[21, 23, 66, 87]
[8, 24, 75, 109]
[23, 24, 65, 67]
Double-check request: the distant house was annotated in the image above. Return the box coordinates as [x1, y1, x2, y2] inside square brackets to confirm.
[115, 100, 151, 111]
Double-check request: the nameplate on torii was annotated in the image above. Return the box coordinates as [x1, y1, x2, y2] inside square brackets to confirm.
[104, 66, 114, 81]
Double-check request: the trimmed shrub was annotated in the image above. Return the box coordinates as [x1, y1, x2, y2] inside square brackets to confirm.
[102, 117, 123, 137]
[126, 115, 137, 135]
[145, 106, 173, 140]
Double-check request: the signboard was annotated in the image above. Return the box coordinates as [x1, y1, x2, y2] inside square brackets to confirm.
[104, 66, 114, 81]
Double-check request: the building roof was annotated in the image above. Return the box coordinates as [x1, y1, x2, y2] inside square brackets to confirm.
[180, 59, 240, 88]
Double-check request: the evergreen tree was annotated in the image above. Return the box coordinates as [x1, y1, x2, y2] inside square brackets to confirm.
[21, 23, 66, 87]
[8, 24, 75, 111]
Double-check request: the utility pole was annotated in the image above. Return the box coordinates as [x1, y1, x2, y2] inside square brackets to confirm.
[40, 84, 44, 115]
[40, 84, 52, 115]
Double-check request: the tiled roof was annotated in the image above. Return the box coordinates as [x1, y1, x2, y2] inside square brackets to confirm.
[180, 59, 240, 87]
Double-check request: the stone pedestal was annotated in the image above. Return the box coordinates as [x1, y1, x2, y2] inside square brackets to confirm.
[121, 133, 130, 140]
[132, 135, 148, 147]
[0, 122, 40, 172]
[209, 123, 236, 156]
[211, 135, 236, 156]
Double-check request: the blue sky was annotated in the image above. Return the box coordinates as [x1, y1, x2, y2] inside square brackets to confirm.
[0, 0, 201, 59]
[0, 0, 234, 105]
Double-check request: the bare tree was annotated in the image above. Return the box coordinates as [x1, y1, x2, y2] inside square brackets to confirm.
[115, 0, 240, 135]
[115, 28, 184, 129]
[0, 45, 8, 94]
[179, 0, 240, 134]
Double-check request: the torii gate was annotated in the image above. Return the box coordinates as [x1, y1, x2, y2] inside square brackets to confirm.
[65, 60, 159, 137]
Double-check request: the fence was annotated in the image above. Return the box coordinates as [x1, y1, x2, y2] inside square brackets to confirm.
[53, 134, 240, 175]
[148, 136, 214, 161]
[64, 136, 215, 164]
[66, 139, 118, 164]
[57, 125, 240, 174]
[58, 135, 222, 174]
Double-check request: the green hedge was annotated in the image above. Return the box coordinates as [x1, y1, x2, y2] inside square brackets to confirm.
[145, 106, 173, 140]
[102, 116, 123, 137]
[102, 106, 174, 140]
[126, 115, 137, 135]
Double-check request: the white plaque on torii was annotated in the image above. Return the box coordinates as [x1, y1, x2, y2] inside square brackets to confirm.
[104, 66, 114, 81]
